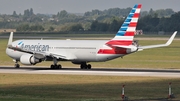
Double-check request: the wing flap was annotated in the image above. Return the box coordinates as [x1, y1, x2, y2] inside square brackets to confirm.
[49, 53, 66, 59]
[50, 52, 77, 60]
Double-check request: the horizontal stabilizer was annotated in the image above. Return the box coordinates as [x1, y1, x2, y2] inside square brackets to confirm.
[138, 31, 177, 50]
[110, 45, 134, 49]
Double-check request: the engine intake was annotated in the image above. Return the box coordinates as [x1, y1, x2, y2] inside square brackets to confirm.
[20, 54, 41, 65]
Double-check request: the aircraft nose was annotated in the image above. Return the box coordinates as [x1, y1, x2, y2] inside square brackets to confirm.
[6, 48, 12, 56]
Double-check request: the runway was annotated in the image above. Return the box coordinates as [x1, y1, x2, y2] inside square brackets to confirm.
[0, 66, 180, 78]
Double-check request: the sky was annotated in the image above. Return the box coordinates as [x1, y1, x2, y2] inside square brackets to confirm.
[0, 0, 180, 14]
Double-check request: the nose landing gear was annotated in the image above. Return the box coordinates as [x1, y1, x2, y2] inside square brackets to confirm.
[14, 60, 20, 68]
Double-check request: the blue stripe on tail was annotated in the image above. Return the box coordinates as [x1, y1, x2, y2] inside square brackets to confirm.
[116, 4, 139, 36]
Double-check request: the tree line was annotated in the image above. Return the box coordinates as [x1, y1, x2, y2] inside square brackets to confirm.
[0, 7, 179, 33]
[89, 12, 180, 33]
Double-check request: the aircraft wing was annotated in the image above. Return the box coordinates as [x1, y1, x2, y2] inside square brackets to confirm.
[138, 31, 177, 51]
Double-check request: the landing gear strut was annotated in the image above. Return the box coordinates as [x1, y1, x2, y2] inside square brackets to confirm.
[14, 60, 20, 68]
[80, 62, 91, 69]
[50, 58, 62, 69]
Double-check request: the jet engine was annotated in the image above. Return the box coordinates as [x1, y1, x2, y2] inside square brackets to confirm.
[20, 54, 42, 65]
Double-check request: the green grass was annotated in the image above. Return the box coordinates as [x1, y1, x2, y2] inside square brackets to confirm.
[0, 74, 180, 101]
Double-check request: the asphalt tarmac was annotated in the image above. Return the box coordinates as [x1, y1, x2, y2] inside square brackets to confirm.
[0, 66, 180, 78]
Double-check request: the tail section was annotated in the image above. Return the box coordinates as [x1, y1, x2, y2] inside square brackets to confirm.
[106, 4, 142, 46]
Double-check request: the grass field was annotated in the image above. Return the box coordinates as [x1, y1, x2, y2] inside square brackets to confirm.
[0, 74, 180, 101]
[0, 36, 180, 101]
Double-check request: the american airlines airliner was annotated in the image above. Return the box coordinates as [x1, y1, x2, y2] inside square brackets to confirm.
[6, 4, 177, 69]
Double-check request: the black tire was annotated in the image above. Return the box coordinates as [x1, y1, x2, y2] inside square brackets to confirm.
[54, 65, 58, 69]
[87, 64, 91, 69]
[80, 65, 83, 69]
[15, 64, 20, 68]
[80, 64, 87, 69]
[50, 65, 54, 69]
[58, 65, 62, 69]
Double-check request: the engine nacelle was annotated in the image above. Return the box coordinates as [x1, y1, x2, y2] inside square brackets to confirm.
[20, 54, 41, 65]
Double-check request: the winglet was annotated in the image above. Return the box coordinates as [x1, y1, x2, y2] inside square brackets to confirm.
[7, 32, 13, 46]
[138, 31, 177, 50]
[165, 31, 177, 45]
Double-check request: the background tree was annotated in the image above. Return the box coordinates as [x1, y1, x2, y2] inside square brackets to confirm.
[12, 11, 18, 17]
[30, 8, 34, 16]
[58, 10, 68, 18]
[0, 6, 177, 33]
[48, 26, 55, 32]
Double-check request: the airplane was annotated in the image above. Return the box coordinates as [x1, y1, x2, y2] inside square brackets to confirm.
[6, 4, 177, 69]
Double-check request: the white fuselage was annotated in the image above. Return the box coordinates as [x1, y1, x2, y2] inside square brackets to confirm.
[6, 39, 125, 63]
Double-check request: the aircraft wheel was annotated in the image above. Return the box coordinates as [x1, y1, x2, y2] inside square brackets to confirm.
[87, 64, 91, 69]
[57, 64, 62, 69]
[51, 64, 62, 69]
[80, 64, 87, 69]
[80, 64, 83, 69]
[15, 64, 20, 68]
[80, 63, 91, 69]
[50, 65, 55, 69]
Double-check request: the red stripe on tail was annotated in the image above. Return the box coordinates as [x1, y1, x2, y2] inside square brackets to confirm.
[133, 13, 140, 18]
[124, 32, 135, 36]
[137, 4, 142, 8]
[106, 40, 132, 46]
[128, 22, 137, 27]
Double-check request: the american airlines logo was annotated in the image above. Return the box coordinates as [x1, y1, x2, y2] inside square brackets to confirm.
[18, 41, 23, 45]
[18, 41, 49, 52]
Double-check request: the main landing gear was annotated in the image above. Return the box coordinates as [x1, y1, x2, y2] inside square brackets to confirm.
[50, 58, 62, 69]
[50, 64, 62, 69]
[80, 62, 91, 69]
